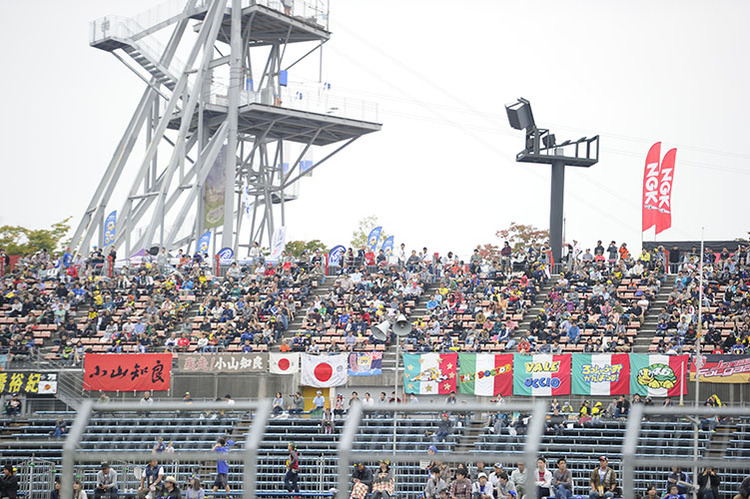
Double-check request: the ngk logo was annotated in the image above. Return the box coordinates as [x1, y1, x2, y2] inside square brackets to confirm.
[643, 161, 660, 207]
[658, 166, 672, 211]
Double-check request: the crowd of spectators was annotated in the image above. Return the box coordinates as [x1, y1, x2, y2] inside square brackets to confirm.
[653, 245, 749, 355]
[522, 240, 666, 354]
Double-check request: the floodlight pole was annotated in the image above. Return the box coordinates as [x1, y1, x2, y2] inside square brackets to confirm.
[549, 161, 565, 267]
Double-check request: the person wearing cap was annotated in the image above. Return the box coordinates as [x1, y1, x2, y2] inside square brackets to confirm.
[184, 476, 204, 499]
[162, 476, 181, 499]
[0, 464, 19, 499]
[472, 472, 493, 499]
[432, 413, 454, 443]
[137, 459, 163, 499]
[589, 456, 616, 499]
[488, 464, 504, 491]
[95, 463, 118, 499]
[552, 458, 573, 499]
[495, 471, 516, 499]
[426, 467, 448, 499]
[351, 463, 374, 499]
[450, 467, 472, 499]
[312, 390, 326, 413]
[211, 437, 234, 494]
[371, 460, 395, 499]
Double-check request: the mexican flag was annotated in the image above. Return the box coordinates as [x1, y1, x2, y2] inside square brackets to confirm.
[629, 354, 688, 397]
[403, 353, 457, 395]
[513, 354, 571, 396]
[571, 353, 630, 396]
[458, 353, 513, 396]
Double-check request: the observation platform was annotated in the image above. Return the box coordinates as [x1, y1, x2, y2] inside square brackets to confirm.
[190, 1, 330, 46]
[167, 102, 381, 146]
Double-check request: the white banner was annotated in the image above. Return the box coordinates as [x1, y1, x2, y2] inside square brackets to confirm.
[301, 353, 348, 387]
[269, 353, 300, 375]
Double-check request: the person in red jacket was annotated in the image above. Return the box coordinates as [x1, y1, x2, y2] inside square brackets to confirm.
[285, 442, 300, 494]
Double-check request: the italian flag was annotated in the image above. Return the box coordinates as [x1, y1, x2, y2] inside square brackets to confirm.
[571, 353, 630, 396]
[402, 353, 457, 395]
[458, 354, 513, 396]
[629, 354, 688, 397]
[513, 354, 571, 396]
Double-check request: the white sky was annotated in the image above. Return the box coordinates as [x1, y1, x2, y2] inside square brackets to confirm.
[1, 0, 749, 258]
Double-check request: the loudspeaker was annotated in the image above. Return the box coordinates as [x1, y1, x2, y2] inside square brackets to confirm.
[393, 314, 412, 336]
[370, 321, 391, 341]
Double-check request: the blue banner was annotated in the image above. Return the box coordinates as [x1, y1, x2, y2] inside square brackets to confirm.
[217, 247, 234, 262]
[197, 231, 212, 254]
[103, 211, 116, 247]
[348, 352, 382, 376]
[367, 226, 382, 250]
[328, 245, 346, 266]
[381, 236, 394, 257]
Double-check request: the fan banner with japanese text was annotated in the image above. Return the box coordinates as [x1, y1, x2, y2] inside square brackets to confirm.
[178, 353, 266, 373]
[571, 354, 630, 396]
[0, 372, 57, 395]
[402, 353, 457, 394]
[84, 353, 171, 391]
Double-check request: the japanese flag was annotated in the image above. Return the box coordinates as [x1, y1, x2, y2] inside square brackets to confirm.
[301, 353, 348, 387]
[269, 353, 300, 375]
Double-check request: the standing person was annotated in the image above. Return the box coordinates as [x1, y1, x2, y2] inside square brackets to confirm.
[551, 458, 573, 499]
[162, 476, 181, 499]
[284, 443, 300, 494]
[95, 463, 118, 499]
[212, 438, 234, 494]
[0, 465, 19, 499]
[351, 463, 374, 499]
[371, 460, 395, 499]
[450, 467, 472, 499]
[535, 457, 552, 499]
[137, 459, 163, 499]
[589, 456, 616, 499]
[697, 468, 720, 499]
[510, 462, 527, 499]
[184, 476, 204, 499]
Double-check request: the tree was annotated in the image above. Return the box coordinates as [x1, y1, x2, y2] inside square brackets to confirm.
[0, 218, 72, 255]
[285, 239, 328, 258]
[351, 215, 390, 249]
[496, 222, 549, 252]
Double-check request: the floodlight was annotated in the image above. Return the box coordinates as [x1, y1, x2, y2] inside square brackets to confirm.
[505, 98, 535, 131]
[542, 134, 556, 149]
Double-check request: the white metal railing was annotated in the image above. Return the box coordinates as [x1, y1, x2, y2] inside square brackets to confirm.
[207, 81, 380, 122]
[195, 0, 329, 28]
[89, 16, 186, 81]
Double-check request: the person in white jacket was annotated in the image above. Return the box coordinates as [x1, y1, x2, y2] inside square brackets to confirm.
[535, 457, 553, 499]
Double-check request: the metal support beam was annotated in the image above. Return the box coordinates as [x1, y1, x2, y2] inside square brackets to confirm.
[60, 399, 93, 499]
[243, 398, 271, 499]
[550, 160, 565, 266]
[222, 0, 242, 250]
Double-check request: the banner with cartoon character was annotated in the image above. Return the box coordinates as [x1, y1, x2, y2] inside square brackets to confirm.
[348, 352, 382, 376]
[402, 353, 457, 394]
[629, 354, 688, 397]
[513, 354, 571, 396]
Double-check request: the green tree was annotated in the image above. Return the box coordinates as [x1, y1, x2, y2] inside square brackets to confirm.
[496, 222, 549, 252]
[0, 218, 72, 255]
[351, 215, 390, 249]
[285, 239, 328, 258]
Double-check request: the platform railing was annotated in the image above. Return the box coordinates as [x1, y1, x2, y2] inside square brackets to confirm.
[195, 0, 329, 28]
[89, 16, 186, 80]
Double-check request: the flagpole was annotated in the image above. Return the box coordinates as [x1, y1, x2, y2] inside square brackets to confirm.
[695, 227, 704, 408]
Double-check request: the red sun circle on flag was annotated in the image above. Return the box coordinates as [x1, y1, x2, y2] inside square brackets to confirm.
[314, 362, 333, 382]
[278, 358, 290, 371]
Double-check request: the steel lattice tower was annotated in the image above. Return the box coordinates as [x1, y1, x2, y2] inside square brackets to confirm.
[71, 0, 381, 257]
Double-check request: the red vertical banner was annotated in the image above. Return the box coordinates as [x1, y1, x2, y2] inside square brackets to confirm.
[84, 353, 172, 391]
[655, 148, 676, 235]
[642, 142, 661, 232]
